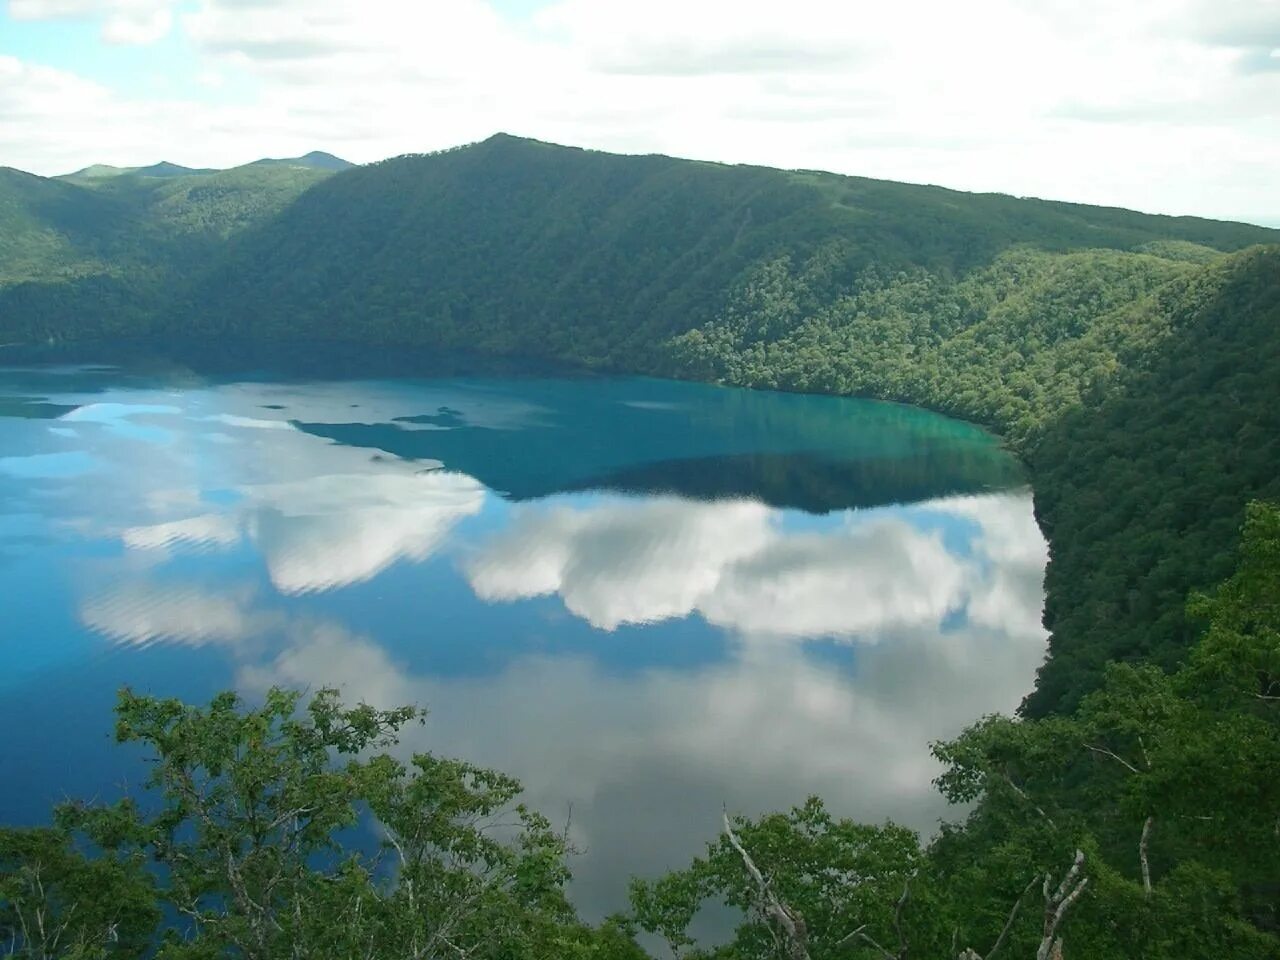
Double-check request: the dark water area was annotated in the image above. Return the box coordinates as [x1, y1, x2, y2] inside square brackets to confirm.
[0, 342, 1047, 920]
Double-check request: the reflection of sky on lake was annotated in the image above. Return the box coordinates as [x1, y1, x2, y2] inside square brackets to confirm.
[0, 357, 1047, 921]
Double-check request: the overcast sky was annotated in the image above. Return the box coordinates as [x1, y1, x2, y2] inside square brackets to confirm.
[1, 0, 1277, 223]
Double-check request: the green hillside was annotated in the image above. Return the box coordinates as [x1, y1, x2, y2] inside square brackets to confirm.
[182, 135, 1274, 357]
[0, 167, 128, 285]
[0, 159, 335, 342]
[1027, 247, 1280, 713]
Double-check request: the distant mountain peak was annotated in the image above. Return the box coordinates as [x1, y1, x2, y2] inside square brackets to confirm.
[247, 151, 353, 171]
[63, 163, 129, 180]
[59, 152, 351, 182]
[133, 161, 211, 178]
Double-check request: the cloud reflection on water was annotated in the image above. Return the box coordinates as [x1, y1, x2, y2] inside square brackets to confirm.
[232, 486, 1047, 919]
[83, 481, 1047, 920]
[465, 491, 1045, 644]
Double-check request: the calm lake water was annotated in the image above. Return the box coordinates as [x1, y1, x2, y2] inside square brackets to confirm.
[0, 345, 1047, 919]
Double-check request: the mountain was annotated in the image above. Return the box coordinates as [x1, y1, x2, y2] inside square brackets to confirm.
[3, 133, 1279, 715]
[0, 157, 339, 337]
[60, 160, 216, 182]
[0, 165, 131, 285]
[183, 134, 1276, 356]
[246, 150, 353, 171]
[59, 153, 349, 183]
[5, 132, 1280, 956]
[132, 161, 216, 178]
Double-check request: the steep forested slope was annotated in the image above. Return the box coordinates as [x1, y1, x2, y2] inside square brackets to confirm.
[1026, 247, 1280, 713]
[0, 161, 333, 342]
[0, 167, 131, 286]
[664, 245, 1280, 713]
[180, 135, 1275, 358]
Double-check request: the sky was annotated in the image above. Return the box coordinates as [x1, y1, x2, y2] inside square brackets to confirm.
[1, 0, 1277, 223]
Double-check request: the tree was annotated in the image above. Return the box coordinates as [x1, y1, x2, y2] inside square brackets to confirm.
[3, 687, 644, 960]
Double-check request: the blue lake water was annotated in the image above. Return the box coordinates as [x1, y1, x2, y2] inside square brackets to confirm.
[0, 345, 1047, 919]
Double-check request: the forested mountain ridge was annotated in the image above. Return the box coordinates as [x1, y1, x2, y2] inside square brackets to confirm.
[0, 158, 335, 342]
[178, 134, 1275, 356]
[3, 134, 1279, 714]
[1027, 246, 1280, 713]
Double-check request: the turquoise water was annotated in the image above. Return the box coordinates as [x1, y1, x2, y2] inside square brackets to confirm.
[0, 346, 1047, 919]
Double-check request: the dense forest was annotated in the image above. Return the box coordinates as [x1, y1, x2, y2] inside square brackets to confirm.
[2, 134, 1279, 956]
[0, 154, 337, 342]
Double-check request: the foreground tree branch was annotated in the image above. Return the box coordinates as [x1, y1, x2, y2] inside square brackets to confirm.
[1139, 816, 1153, 897]
[722, 811, 810, 960]
[1037, 850, 1087, 960]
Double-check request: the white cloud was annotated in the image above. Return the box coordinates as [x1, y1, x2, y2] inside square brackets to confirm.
[535, 0, 869, 76]
[466, 491, 1046, 642]
[80, 580, 273, 647]
[468, 498, 776, 630]
[122, 512, 241, 550]
[120, 467, 486, 596]
[8, 0, 98, 18]
[244, 471, 485, 594]
[9, 0, 174, 44]
[50, 384, 487, 593]
[1, 0, 1277, 219]
[119, 470, 486, 594]
[698, 520, 968, 639]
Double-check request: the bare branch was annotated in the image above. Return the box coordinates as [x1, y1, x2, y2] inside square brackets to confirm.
[722, 811, 810, 960]
[1139, 816, 1154, 897]
[831, 923, 868, 950]
[892, 874, 913, 957]
[983, 875, 1039, 960]
[1083, 743, 1140, 775]
[1002, 774, 1057, 829]
[1037, 850, 1088, 960]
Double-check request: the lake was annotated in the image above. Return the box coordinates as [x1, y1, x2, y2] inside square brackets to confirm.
[0, 344, 1047, 920]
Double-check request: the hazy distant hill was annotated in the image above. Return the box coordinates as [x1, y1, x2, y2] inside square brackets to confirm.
[61, 160, 217, 182]
[246, 151, 353, 172]
[60, 151, 350, 184]
[1, 159, 337, 282]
